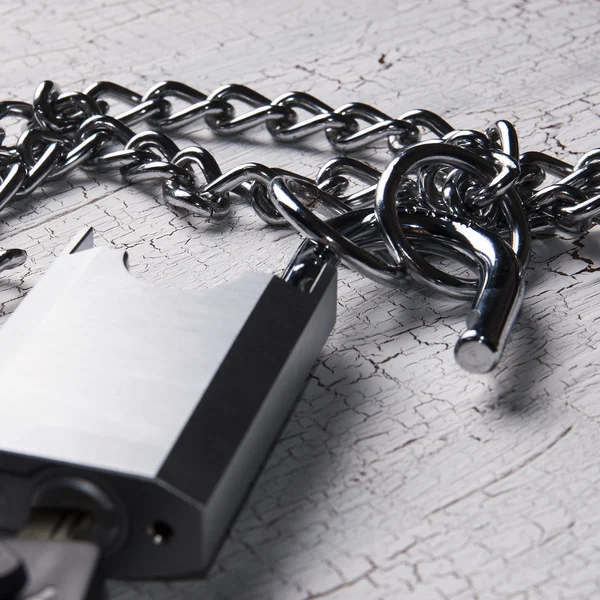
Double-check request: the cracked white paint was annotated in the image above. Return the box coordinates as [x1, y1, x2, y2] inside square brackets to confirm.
[1, 0, 599, 598]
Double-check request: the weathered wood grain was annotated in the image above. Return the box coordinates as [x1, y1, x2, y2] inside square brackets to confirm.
[1, 0, 599, 597]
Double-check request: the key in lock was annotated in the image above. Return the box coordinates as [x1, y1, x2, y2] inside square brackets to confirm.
[0, 228, 337, 579]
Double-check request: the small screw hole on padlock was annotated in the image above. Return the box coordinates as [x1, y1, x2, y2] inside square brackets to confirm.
[147, 521, 173, 546]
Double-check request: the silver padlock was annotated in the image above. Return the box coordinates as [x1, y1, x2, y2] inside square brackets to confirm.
[0, 228, 337, 579]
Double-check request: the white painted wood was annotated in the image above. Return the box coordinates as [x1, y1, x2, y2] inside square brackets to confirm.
[1, 0, 599, 597]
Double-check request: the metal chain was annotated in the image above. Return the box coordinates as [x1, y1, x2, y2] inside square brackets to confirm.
[0, 80, 599, 370]
[0, 79, 598, 271]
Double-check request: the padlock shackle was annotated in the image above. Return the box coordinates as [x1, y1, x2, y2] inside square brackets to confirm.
[271, 174, 524, 373]
[282, 239, 339, 294]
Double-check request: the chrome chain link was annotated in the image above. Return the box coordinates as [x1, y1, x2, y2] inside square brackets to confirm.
[0, 80, 599, 371]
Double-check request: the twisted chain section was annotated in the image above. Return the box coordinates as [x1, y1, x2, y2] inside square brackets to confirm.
[0, 80, 598, 283]
[0, 81, 432, 228]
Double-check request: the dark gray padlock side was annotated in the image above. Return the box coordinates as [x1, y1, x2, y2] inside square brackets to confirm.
[0, 266, 336, 579]
[158, 263, 337, 576]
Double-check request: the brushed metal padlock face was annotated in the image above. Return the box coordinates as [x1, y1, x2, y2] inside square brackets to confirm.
[0, 228, 337, 579]
[0, 228, 275, 478]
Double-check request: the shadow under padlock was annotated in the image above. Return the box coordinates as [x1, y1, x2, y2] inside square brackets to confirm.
[0, 227, 337, 579]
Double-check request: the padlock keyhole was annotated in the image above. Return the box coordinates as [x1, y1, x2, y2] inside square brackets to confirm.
[29, 475, 124, 554]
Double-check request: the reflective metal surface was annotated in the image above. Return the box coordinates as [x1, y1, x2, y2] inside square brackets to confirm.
[0, 228, 273, 476]
[272, 178, 523, 373]
[0, 79, 599, 370]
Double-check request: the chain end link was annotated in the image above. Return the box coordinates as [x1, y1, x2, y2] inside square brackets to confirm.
[0, 248, 27, 274]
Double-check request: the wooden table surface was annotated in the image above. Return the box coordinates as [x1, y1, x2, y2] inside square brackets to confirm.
[1, 0, 599, 598]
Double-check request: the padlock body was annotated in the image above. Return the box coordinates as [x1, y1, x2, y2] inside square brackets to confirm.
[0, 230, 337, 578]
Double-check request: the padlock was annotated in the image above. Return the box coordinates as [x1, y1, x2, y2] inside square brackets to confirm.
[0, 228, 337, 579]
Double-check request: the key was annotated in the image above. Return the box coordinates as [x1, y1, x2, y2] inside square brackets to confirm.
[0, 542, 27, 598]
[0, 510, 103, 600]
[0, 229, 337, 579]
[2, 539, 102, 600]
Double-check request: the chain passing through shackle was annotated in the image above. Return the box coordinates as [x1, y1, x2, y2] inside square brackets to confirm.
[0, 80, 599, 372]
